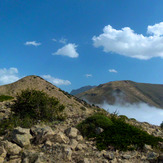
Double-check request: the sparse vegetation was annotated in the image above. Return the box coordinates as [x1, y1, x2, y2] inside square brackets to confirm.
[0, 89, 66, 135]
[0, 95, 14, 102]
[80, 106, 86, 111]
[77, 114, 163, 151]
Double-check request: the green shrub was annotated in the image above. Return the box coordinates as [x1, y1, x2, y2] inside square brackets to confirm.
[77, 114, 163, 151]
[11, 89, 65, 121]
[0, 89, 66, 135]
[0, 95, 14, 102]
[161, 121, 163, 130]
[77, 113, 113, 138]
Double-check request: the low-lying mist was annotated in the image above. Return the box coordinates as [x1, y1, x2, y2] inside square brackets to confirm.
[99, 102, 163, 126]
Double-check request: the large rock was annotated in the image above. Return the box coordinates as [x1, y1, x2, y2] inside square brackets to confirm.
[22, 150, 48, 163]
[63, 147, 72, 161]
[30, 125, 55, 144]
[4, 141, 22, 155]
[11, 127, 32, 147]
[0, 145, 7, 159]
[53, 132, 69, 144]
[65, 127, 78, 138]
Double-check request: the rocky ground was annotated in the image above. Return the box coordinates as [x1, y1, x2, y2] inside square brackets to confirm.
[0, 101, 163, 163]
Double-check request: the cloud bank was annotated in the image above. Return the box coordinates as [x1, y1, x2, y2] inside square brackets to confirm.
[25, 41, 41, 46]
[0, 68, 20, 85]
[99, 102, 163, 126]
[53, 43, 79, 58]
[42, 75, 71, 86]
[93, 22, 163, 60]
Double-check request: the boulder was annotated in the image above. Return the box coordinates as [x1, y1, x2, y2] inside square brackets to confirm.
[53, 132, 69, 144]
[65, 127, 78, 138]
[4, 141, 22, 155]
[11, 127, 32, 147]
[30, 125, 55, 144]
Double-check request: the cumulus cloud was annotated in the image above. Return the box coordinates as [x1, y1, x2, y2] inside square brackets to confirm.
[53, 43, 79, 58]
[109, 69, 118, 73]
[147, 22, 163, 36]
[24, 41, 41, 46]
[85, 74, 92, 78]
[0, 68, 20, 85]
[93, 22, 163, 60]
[42, 75, 71, 86]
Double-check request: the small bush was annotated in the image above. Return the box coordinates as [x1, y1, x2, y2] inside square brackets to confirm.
[77, 114, 163, 151]
[0, 95, 14, 102]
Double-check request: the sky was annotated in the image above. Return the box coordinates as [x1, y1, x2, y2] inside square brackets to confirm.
[1, 0, 163, 92]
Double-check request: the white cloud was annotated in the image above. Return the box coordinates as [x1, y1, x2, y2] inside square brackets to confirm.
[59, 38, 67, 44]
[109, 69, 118, 73]
[52, 38, 57, 42]
[53, 43, 79, 58]
[147, 22, 163, 36]
[24, 41, 41, 46]
[93, 22, 163, 60]
[0, 68, 20, 85]
[42, 75, 71, 86]
[85, 74, 92, 78]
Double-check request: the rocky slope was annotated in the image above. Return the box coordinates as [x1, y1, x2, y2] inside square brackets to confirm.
[75, 80, 163, 109]
[0, 76, 162, 163]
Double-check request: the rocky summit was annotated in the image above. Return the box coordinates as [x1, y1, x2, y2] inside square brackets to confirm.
[0, 76, 162, 163]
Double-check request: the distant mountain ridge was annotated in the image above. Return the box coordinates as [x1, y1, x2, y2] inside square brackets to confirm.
[75, 80, 163, 109]
[70, 85, 96, 95]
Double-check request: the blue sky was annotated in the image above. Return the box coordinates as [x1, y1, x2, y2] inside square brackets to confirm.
[0, 0, 163, 92]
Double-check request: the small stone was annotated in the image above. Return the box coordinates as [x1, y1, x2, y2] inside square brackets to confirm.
[95, 127, 104, 135]
[147, 152, 159, 160]
[76, 135, 83, 141]
[44, 140, 52, 147]
[76, 144, 86, 150]
[144, 144, 152, 151]
[122, 154, 131, 159]
[64, 147, 72, 161]
[70, 139, 78, 150]
[103, 152, 114, 160]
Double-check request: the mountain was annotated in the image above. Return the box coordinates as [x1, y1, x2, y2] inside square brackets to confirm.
[70, 85, 96, 95]
[75, 80, 163, 109]
[0, 75, 95, 117]
[0, 76, 162, 162]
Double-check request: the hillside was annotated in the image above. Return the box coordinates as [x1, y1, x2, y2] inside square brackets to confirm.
[0, 75, 95, 117]
[75, 80, 163, 109]
[70, 85, 96, 95]
[0, 76, 162, 162]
